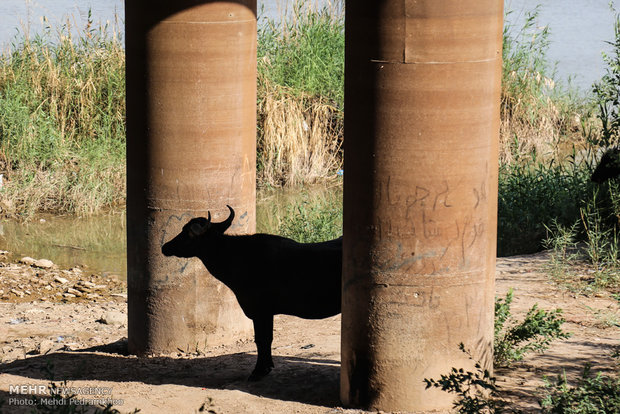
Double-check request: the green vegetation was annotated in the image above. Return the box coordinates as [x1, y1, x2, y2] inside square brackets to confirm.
[494, 288, 570, 367]
[257, 186, 342, 241]
[424, 343, 506, 414]
[537, 18, 620, 289]
[540, 364, 620, 413]
[0, 12, 125, 218]
[593, 14, 620, 149]
[498, 9, 620, 290]
[497, 160, 591, 256]
[257, 1, 344, 108]
[425, 291, 571, 413]
[0, 1, 619, 294]
[500, 6, 587, 166]
[257, 1, 344, 187]
[426, 351, 620, 414]
[0, 2, 604, 225]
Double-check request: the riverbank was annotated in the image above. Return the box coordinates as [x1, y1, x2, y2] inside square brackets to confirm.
[0, 251, 125, 304]
[0, 251, 618, 413]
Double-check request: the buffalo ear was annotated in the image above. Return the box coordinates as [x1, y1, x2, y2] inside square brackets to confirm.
[189, 218, 210, 237]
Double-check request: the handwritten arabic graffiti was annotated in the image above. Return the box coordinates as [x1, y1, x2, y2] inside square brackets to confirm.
[367, 174, 490, 275]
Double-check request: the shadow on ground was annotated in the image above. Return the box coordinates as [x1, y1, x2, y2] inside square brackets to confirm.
[0, 339, 341, 408]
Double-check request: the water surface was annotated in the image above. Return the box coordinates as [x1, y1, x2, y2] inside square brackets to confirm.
[0, 213, 126, 278]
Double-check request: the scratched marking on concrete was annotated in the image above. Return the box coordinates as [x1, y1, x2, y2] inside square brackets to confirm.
[365, 175, 491, 275]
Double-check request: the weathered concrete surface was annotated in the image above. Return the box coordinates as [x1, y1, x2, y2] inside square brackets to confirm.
[126, 1, 256, 355]
[341, 1, 503, 411]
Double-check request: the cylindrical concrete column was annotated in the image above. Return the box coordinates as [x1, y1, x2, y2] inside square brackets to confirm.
[341, 1, 502, 411]
[126, 1, 256, 355]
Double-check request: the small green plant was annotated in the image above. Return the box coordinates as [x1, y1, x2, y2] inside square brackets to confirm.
[494, 289, 571, 367]
[542, 183, 620, 293]
[540, 364, 620, 413]
[425, 292, 571, 413]
[543, 219, 581, 262]
[581, 190, 620, 268]
[276, 197, 342, 243]
[424, 344, 508, 414]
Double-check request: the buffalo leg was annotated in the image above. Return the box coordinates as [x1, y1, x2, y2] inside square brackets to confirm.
[248, 315, 274, 381]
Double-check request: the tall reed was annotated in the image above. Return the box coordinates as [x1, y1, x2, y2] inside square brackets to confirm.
[0, 12, 125, 217]
[0, 2, 602, 222]
[257, 0, 344, 187]
[500, 7, 592, 165]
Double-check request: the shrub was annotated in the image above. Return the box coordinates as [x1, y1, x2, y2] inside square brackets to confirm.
[424, 343, 506, 414]
[540, 365, 620, 413]
[494, 289, 571, 368]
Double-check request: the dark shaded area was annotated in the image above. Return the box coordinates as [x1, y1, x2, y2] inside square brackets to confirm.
[591, 148, 620, 183]
[497, 162, 594, 257]
[0, 343, 340, 408]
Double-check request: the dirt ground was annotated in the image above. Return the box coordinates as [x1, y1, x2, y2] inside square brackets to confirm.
[0, 252, 618, 414]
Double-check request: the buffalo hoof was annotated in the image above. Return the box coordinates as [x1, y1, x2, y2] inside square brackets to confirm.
[248, 365, 273, 381]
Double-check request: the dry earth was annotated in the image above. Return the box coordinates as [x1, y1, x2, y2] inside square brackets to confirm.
[0, 252, 618, 413]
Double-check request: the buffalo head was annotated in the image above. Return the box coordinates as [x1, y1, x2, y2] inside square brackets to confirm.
[161, 205, 235, 258]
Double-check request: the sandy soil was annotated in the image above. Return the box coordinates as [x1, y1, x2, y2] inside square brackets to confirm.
[0, 252, 618, 413]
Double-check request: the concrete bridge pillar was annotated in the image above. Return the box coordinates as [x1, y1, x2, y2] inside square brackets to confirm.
[341, 1, 503, 410]
[125, 0, 256, 355]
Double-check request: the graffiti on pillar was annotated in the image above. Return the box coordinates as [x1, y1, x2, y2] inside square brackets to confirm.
[231, 210, 249, 230]
[371, 175, 489, 275]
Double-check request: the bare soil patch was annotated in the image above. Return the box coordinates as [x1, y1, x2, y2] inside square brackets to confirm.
[0, 252, 618, 413]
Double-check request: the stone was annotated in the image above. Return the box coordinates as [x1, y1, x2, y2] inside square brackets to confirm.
[37, 339, 55, 355]
[66, 288, 82, 297]
[34, 259, 54, 269]
[110, 293, 127, 299]
[75, 285, 91, 293]
[54, 276, 69, 285]
[9, 289, 24, 298]
[20, 257, 36, 266]
[100, 311, 126, 326]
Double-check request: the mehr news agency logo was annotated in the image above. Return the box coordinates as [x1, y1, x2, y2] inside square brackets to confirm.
[8, 384, 124, 407]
